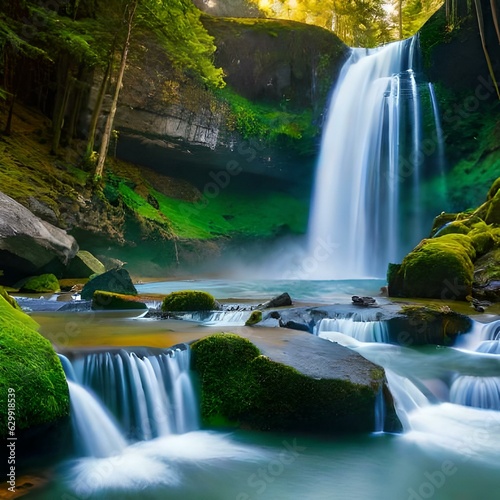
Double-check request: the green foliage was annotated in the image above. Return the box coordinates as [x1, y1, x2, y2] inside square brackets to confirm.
[191, 333, 377, 432]
[0, 294, 69, 438]
[215, 87, 315, 144]
[21, 274, 61, 293]
[161, 290, 217, 312]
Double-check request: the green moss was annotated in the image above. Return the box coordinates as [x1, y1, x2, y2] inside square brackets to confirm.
[21, 274, 61, 293]
[473, 248, 500, 286]
[161, 290, 217, 312]
[92, 291, 147, 310]
[390, 234, 475, 299]
[191, 333, 377, 433]
[0, 286, 22, 311]
[66, 250, 106, 279]
[245, 310, 262, 326]
[0, 294, 69, 437]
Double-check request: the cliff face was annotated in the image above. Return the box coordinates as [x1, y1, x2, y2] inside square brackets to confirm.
[419, 1, 500, 211]
[92, 17, 348, 188]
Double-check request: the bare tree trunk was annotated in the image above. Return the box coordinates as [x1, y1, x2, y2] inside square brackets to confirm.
[94, 1, 137, 180]
[85, 55, 112, 158]
[491, 0, 500, 43]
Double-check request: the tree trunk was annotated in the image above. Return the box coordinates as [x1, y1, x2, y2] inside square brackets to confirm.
[51, 54, 72, 155]
[399, 0, 403, 40]
[85, 51, 113, 158]
[94, 1, 137, 180]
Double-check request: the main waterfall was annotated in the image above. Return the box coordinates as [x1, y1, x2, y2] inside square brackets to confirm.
[307, 36, 446, 278]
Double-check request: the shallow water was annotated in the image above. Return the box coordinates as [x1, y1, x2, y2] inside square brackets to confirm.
[18, 279, 500, 499]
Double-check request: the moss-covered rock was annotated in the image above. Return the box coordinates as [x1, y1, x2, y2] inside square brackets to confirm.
[20, 273, 61, 293]
[92, 291, 147, 310]
[0, 293, 69, 438]
[65, 250, 106, 279]
[161, 290, 217, 312]
[81, 268, 137, 300]
[388, 234, 475, 300]
[191, 333, 379, 433]
[245, 310, 262, 326]
[0, 286, 21, 310]
[387, 304, 472, 346]
[472, 248, 500, 301]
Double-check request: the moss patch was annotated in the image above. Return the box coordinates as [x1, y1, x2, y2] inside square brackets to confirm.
[92, 291, 147, 310]
[245, 310, 262, 326]
[0, 294, 69, 438]
[161, 290, 217, 312]
[389, 234, 475, 300]
[191, 333, 377, 433]
[20, 274, 61, 293]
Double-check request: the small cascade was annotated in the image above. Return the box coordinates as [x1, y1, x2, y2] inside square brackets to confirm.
[455, 318, 500, 350]
[449, 375, 500, 410]
[179, 310, 252, 326]
[307, 36, 447, 278]
[79, 347, 199, 440]
[67, 380, 127, 458]
[315, 317, 389, 343]
[373, 386, 386, 433]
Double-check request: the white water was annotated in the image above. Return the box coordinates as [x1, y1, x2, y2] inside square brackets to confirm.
[319, 316, 500, 463]
[315, 317, 389, 343]
[178, 310, 252, 326]
[307, 37, 446, 278]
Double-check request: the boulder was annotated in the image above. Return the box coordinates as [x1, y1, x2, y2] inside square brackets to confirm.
[80, 268, 137, 300]
[473, 248, 500, 301]
[65, 250, 106, 279]
[191, 332, 395, 434]
[0, 191, 78, 284]
[261, 292, 292, 309]
[161, 290, 218, 312]
[388, 234, 476, 300]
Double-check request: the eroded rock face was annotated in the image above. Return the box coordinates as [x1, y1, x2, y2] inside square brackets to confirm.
[0, 191, 78, 284]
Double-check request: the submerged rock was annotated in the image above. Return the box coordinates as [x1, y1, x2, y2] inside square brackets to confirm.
[191, 332, 395, 434]
[0, 191, 78, 284]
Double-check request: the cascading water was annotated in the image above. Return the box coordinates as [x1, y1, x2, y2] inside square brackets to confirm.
[315, 316, 389, 343]
[307, 36, 447, 278]
[60, 345, 199, 455]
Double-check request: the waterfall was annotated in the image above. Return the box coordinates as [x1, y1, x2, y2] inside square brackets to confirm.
[307, 36, 446, 278]
[61, 346, 199, 457]
[67, 380, 127, 458]
[315, 317, 389, 343]
[178, 310, 252, 326]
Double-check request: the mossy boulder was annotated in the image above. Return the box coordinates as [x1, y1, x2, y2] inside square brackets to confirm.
[161, 290, 218, 312]
[20, 273, 61, 293]
[81, 268, 137, 300]
[245, 310, 262, 326]
[0, 292, 69, 438]
[472, 248, 500, 301]
[387, 304, 472, 346]
[388, 234, 475, 300]
[0, 286, 21, 310]
[65, 250, 106, 279]
[191, 333, 379, 433]
[92, 291, 147, 310]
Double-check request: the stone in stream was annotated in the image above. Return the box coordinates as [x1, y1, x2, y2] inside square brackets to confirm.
[191, 332, 398, 434]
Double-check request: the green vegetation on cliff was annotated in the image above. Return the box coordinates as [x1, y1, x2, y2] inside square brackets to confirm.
[0, 290, 69, 437]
